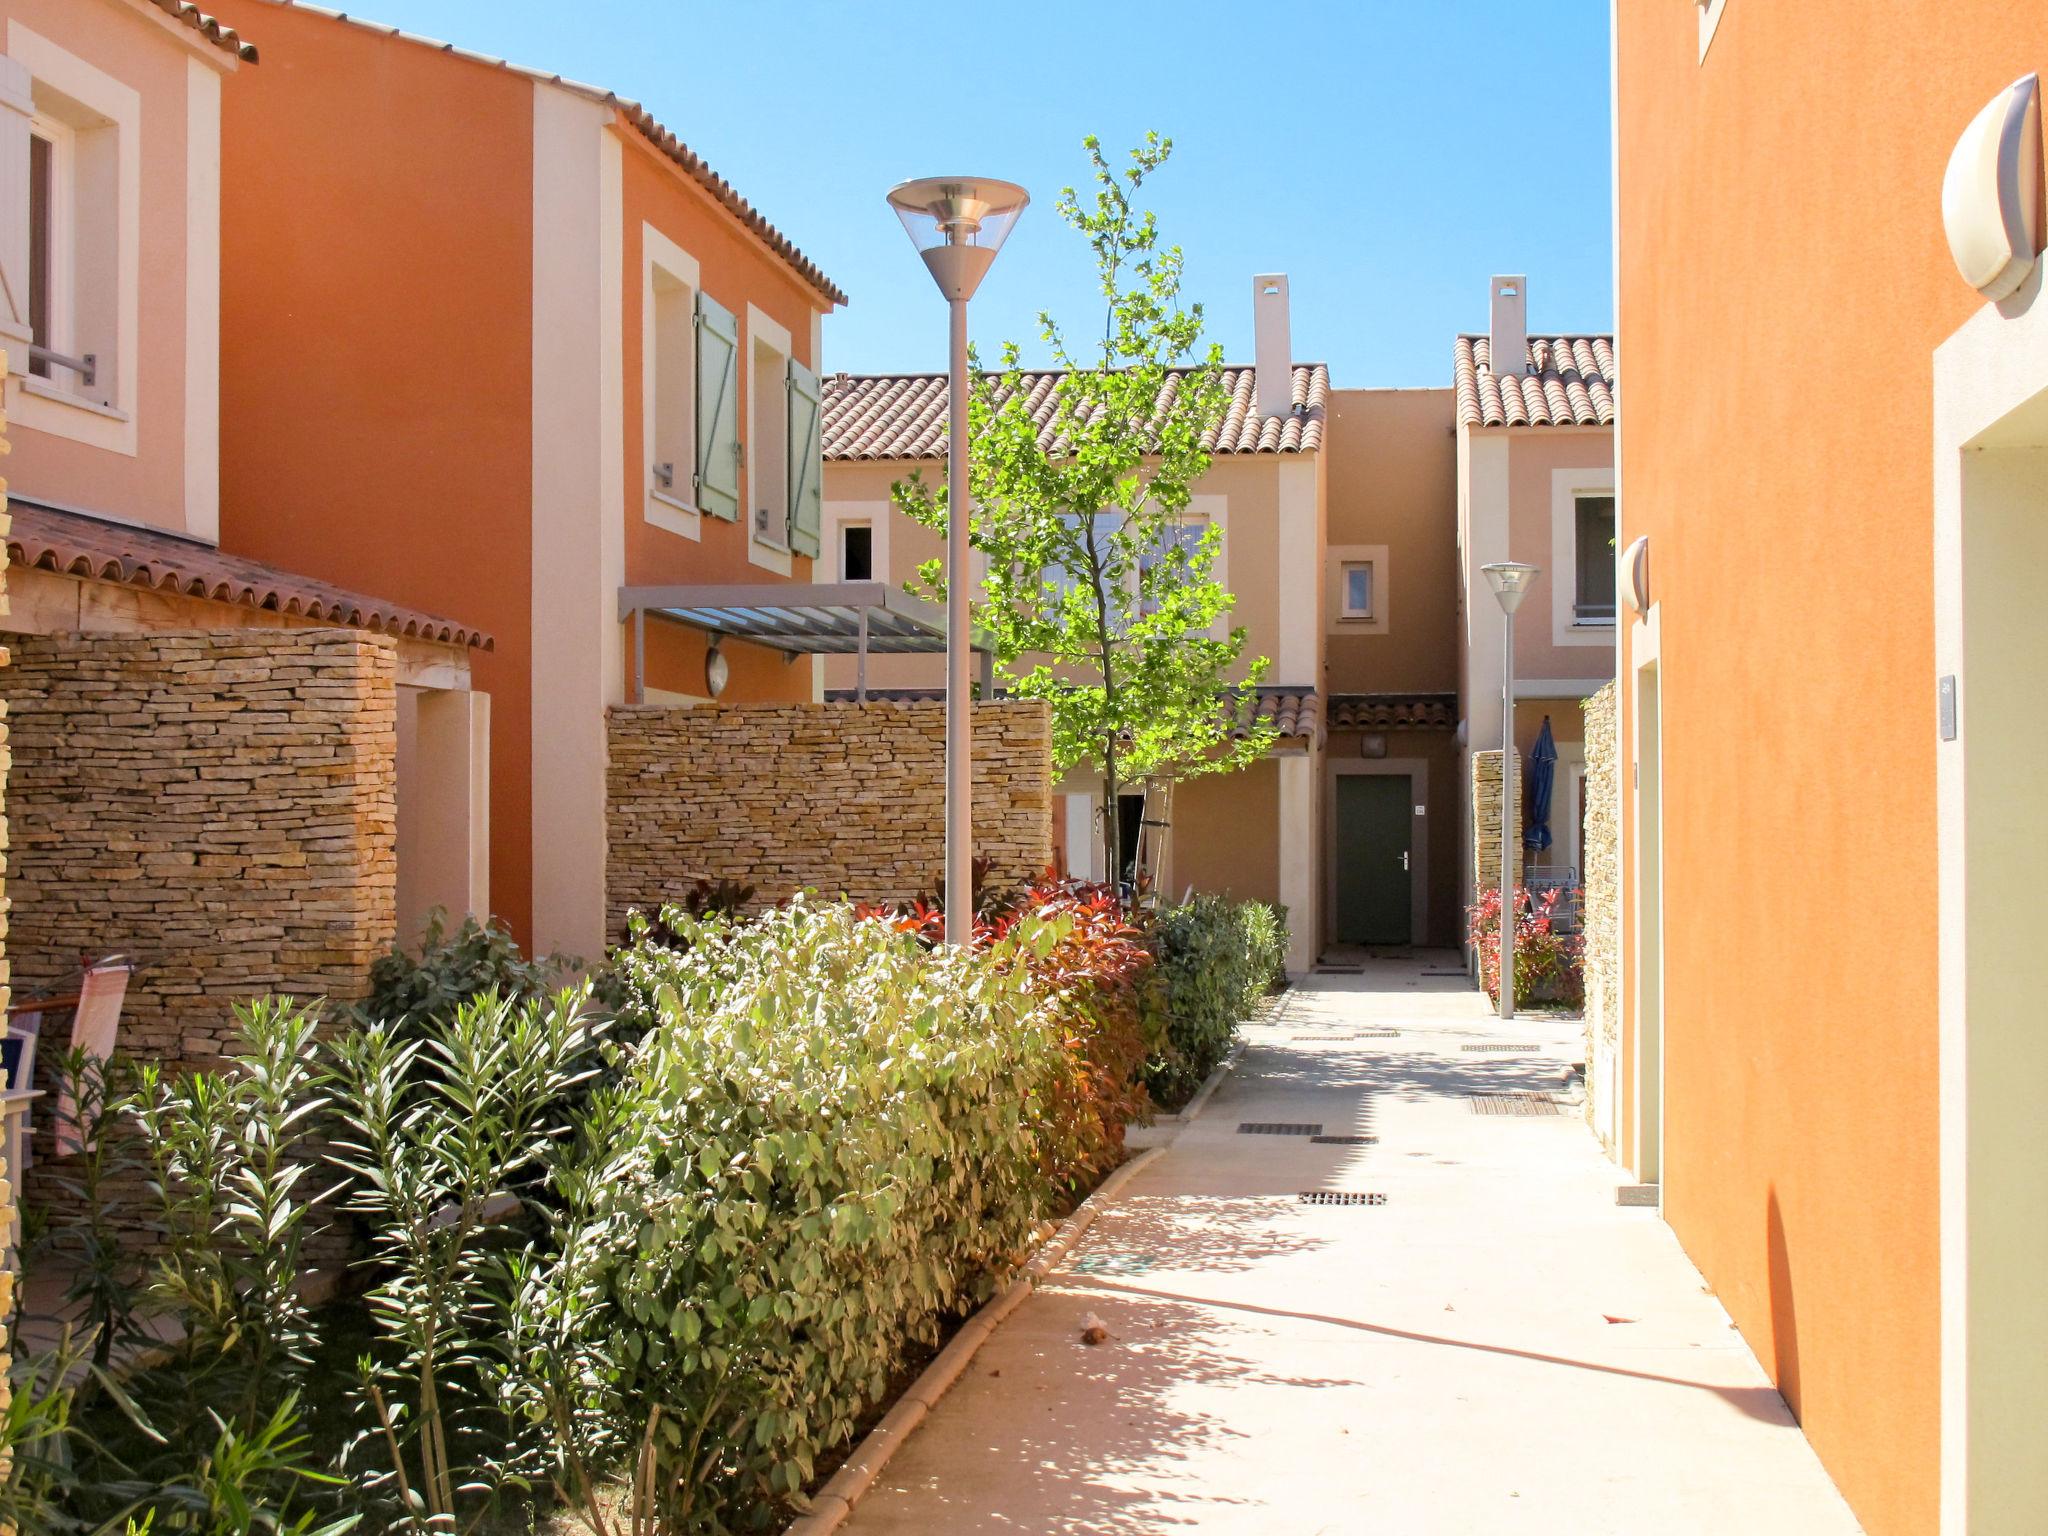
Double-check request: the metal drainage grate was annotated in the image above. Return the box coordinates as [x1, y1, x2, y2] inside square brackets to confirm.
[1315, 964, 1364, 975]
[1311, 1134, 1378, 1145]
[1461, 1043, 1540, 1053]
[1469, 1092, 1566, 1117]
[1239, 1122, 1322, 1136]
[1299, 1191, 1386, 1206]
[1073, 1253, 1157, 1276]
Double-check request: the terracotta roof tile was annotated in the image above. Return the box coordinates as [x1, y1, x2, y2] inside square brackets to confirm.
[1327, 693, 1458, 731]
[142, 0, 259, 61]
[824, 365, 1329, 461]
[1454, 335, 1615, 429]
[261, 3, 842, 304]
[5, 501, 492, 649]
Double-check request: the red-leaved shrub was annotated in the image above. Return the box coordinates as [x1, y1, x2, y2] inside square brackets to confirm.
[1467, 885, 1584, 1007]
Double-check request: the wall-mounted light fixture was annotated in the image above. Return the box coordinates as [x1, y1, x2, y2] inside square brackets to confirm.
[1942, 74, 2042, 302]
[1360, 733, 1388, 760]
[704, 636, 730, 699]
[1621, 535, 1651, 619]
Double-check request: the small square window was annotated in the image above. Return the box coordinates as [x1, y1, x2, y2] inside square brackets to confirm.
[1341, 561, 1375, 620]
[840, 522, 873, 582]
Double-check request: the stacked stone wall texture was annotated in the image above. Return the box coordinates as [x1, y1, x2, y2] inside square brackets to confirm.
[607, 699, 1053, 937]
[1471, 749, 1524, 896]
[2, 630, 397, 1204]
[1581, 682, 1620, 1139]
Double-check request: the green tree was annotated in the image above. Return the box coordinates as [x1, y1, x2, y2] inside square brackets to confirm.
[895, 133, 1279, 888]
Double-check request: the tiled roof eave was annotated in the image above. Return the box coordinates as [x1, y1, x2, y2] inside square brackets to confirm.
[142, 0, 259, 61]
[5, 501, 493, 650]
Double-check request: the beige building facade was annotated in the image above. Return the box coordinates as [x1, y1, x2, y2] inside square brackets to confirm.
[822, 276, 1610, 971]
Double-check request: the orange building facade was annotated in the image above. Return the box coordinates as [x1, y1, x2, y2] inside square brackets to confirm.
[211, 0, 843, 958]
[1614, 5, 2047, 1532]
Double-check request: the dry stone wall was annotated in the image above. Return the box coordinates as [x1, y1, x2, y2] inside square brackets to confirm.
[2, 630, 397, 1110]
[1471, 749, 1524, 895]
[1581, 682, 1620, 1143]
[607, 699, 1053, 938]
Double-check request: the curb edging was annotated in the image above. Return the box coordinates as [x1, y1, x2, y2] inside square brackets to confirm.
[781, 1144, 1166, 1536]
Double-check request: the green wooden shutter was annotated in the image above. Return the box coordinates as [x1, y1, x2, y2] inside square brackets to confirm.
[695, 293, 741, 521]
[786, 358, 824, 559]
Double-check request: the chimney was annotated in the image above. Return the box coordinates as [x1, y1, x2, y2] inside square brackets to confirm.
[1489, 274, 1527, 377]
[1253, 273, 1292, 419]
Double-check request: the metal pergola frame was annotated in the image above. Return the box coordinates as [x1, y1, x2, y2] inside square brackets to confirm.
[617, 582, 995, 704]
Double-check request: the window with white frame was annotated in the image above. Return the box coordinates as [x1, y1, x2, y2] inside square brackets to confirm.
[1340, 559, 1376, 620]
[19, 79, 121, 410]
[1573, 493, 1617, 623]
[648, 262, 695, 508]
[750, 331, 790, 547]
[839, 520, 873, 582]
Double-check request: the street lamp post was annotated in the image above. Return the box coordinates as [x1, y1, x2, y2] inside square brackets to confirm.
[887, 177, 1029, 944]
[1481, 562, 1540, 1020]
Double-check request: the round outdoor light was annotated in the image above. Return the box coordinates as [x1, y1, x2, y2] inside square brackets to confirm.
[1482, 561, 1541, 615]
[704, 636, 730, 699]
[1942, 73, 2042, 302]
[887, 177, 1030, 301]
[1621, 535, 1651, 618]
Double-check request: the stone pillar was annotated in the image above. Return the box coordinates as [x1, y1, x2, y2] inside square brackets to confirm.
[1277, 750, 1316, 976]
[1471, 748, 1524, 894]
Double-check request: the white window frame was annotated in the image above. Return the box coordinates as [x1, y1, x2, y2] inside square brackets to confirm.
[1341, 561, 1375, 619]
[823, 499, 892, 586]
[641, 222, 700, 540]
[745, 303, 793, 573]
[8, 22, 139, 454]
[838, 519, 875, 582]
[1550, 465, 1617, 647]
[1327, 543, 1390, 636]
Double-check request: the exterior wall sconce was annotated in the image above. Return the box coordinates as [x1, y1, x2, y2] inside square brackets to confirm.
[1621, 535, 1651, 619]
[1359, 733, 1388, 760]
[1942, 74, 2042, 302]
[704, 636, 730, 699]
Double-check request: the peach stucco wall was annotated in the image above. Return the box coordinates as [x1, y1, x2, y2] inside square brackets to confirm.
[3, 0, 211, 532]
[1614, 5, 2047, 1531]
[1502, 428, 1614, 684]
[820, 450, 1304, 694]
[1323, 388, 1458, 697]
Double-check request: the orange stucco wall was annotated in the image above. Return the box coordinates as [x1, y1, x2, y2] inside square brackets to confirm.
[215, 2, 537, 936]
[1614, 6, 2046, 1531]
[3, 0, 206, 531]
[619, 133, 820, 599]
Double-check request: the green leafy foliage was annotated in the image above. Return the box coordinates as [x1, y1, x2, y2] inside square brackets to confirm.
[132, 999, 338, 1437]
[325, 987, 609, 1529]
[1148, 895, 1289, 1107]
[357, 910, 578, 1031]
[584, 898, 1074, 1530]
[894, 133, 1279, 881]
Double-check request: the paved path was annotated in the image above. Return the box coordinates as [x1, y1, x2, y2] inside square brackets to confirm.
[843, 955, 1863, 1535]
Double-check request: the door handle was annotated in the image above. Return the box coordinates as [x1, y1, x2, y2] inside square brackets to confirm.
[1401, 850, 1411, 872]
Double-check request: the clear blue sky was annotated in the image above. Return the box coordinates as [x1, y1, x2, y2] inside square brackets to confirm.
[354, 1, 1613, 387]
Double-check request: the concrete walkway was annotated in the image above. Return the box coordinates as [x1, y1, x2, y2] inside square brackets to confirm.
[842, 955, 1863, 1535]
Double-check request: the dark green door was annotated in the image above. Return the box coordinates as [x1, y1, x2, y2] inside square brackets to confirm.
[1334, 775, 1413, 945]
